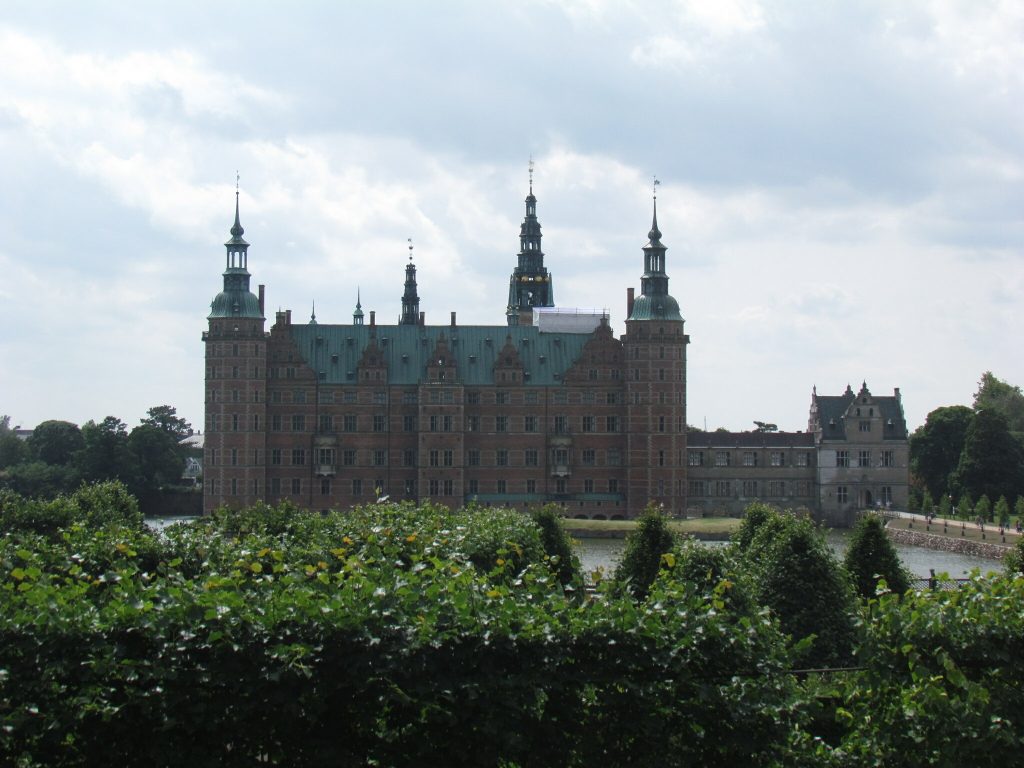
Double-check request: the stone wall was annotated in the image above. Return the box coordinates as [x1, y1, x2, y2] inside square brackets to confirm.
[886, 527, 1010, 560]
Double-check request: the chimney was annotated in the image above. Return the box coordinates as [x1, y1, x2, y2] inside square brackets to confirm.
[258, 285, 265, 316]
[419, 311, 425, 326]
[370, 311, 376, 327]
[894, 387, 901, 401]
[285, 309, 292, 325]
[626, 287, 635, 319]
[450, 311, 456, 327]
[275, 310, 286, 327]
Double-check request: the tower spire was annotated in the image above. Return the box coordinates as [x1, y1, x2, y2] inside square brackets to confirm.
[353, 287, 364, 325]
[627, 179, 682, 322]
[209, 178, 260, 319]
[399, 238, 421, 325]
[506, 161, 554, 326]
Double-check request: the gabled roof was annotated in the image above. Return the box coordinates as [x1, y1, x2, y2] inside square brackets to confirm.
[287, 323, 599, 387]
[811, 386, 908, 440]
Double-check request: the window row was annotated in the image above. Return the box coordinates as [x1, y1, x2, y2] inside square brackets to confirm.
[687, 480, 814, 498]
[688, 450, 813, 468]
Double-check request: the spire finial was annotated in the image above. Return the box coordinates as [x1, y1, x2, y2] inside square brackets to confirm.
[653, 175, 659, 199]
[311, 300, 316, 323]
[356, 286, 361, 308]
[529, 156, 534, 195]
[648, 176, 661, 241]
[229, 172, 245, 240]
[408, 237, 414, 263]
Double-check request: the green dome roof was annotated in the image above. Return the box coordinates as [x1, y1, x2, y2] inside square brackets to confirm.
[209, 290, 262, 319]
[628, 294, 683, 322]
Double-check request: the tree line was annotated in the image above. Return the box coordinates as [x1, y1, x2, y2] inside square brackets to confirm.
[910, 371, 1024, 522]
[0, 405, 194, 501]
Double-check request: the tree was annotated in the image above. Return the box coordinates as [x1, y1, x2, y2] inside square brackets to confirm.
[909, 406, 973, 500]
[844, 514, 910, 599]
[529, 505, 581, 587]
[938, 494, 953, 518]
[615, 505, 678, 600]
[974, 494, 992, 523]
[26, 420, 83, 465]
[128, 424, 184, 495]
[921, 489, 934, 514]
[1016, 496, 1024, 523]
[956, 492, 973, 520]
[951, 409, 1024, 504]
[142, 405, 193, 440]
[994, 496, 1010, 528]
[0, 415, 25, 470]
[742, 508, 858, 666]
[76, 417, 138, 486]
[973, 371, 1024, 434]
[753, 421, 778, 433]
[2, 460, 80, 498]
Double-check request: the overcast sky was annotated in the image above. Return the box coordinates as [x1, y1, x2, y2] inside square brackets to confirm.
[1, 0, 1021, 435]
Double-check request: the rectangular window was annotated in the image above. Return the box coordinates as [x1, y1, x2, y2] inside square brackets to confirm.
[443, 479, 453, 495]
[768, 480, 786, 496]
[429, 479, 439, 495]
[606, 391, 619, 405]
[881, 486, 893, 505]
[743, 451, 757, 467]
[270, 478, 281, 494]
[859, 420, 871, 433]
[403, 449, 415, 467]
[715, 451, 731, 467]
[291, 478, 301, 495]
[230, 448, 238, 466]
[742, 480, 758, 496]
[525, 391, 538, 405]
[317, 447, 334, 467]
[553, 390, 567, 404]
[294, 389, 307, 404]
[582, 416, 595, 433]
[688, 451, 704, 467]
[467, 391, 480, 405]
[555, 478, 567, 493]
[467, 415, 480, 432]
[584, 478, 594, 493]
[343, 449, 356, 466]
[443, 449, 454, 467]
[496, 479, 507, 493]
[342, 414, 356, 431]
[319, 414, 332, 432]
[658, 450, 666, 467]
[374, 391, 386, 404]
[231, 414, 240, 431]
[606, 415, 619, 432]
[468, 449, 480, 467]
[373, 449, 386, 466]
[467, 479, 479, 495]
[291, 449, 306, 466]
[581, 449, 595, 466]
[352, 478, 363, 496]
[496, 449, 508, 467]
[608, 478, 619, 493]
[320, 478, 331, 496]
[373, 414, 386, 432]
[401, 414, 414, 432]
[858, 450, 871, 468]
[607, 449, 621, 466]
[837, 486, 848, 504]
[403, 390, 418, 404]
[291, 414, 305, 431]
[554, 415, 568, 434]
[688, 480, 706, 496]
[495, 391, 508, 405]
[271, 414, 281, 431]
[882, 450, 895, 467]
[795, 452, 809, 467]
[658, 416, 666, 432]
[836, 451, 849, 468]
[526, 479, 537, 493]
[525, 449, 539, 467]
[770, 451, 785, 467]
[429, 450, 440, 467]
[715, 480, 731, 497]
[495, 415, 508, 433]
[318, 390, 334, 405]
[524, 415, 537, 432]
[271, 449, 282, 466]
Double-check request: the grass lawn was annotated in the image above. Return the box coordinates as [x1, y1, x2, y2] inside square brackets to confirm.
[885, 515, 1016, 548]
[564, 516, 741, 538]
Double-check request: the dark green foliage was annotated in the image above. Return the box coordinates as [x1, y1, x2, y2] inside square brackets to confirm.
[26, 419, 84, 465]
[994, 496, 1010, 527]
[975, 494, 992, 523]
[956, 491, 973, 520]
[1004, 537, 1024, 575]
[973, 371, 1024, 434]
[0, 415, 25, 470]
[910, 405, 974, 500]
[614, 505, 678, 599]
[921, 489, 935, 514]
[844, 514, 910, 599]
[0, 499, 819, 767]
[0, 481, 142, 536]
[952, 409, 1024, 504]
[742, 507, 858, 667]
[671, 536, 754, 613]
[529, 504, 581, 586]
[733, 501, 785, 552]
[838, 577, 1024, 765]
[938, 494, 953, 518]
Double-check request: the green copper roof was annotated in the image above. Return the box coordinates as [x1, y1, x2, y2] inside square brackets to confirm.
[627, 294, 683, 322]
[289, 322, 598, 386]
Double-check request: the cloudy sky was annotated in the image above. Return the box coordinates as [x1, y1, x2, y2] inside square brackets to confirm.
[1, 0, 1021, 435]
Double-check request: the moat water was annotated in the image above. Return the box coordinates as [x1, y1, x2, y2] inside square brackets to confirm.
[576, 530, 1001, 579]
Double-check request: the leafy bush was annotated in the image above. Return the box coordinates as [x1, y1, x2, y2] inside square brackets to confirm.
[614, 505, 678, 599]
[0, 481, 142, 536]
[742, 507, 858, 667]
[844, 514, 910, 599]
[529, 504, 581, 587]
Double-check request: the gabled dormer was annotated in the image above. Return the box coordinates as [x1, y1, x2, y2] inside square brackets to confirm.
[492, 336, 524, 385]
[425, 333, 457, 382]
[357, 337, 389, 384]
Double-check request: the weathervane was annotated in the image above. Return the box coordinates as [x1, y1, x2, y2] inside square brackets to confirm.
[529, 156, 534, 194]
[408, 237, 414, 262]
[652, 175, 660, 199]
[236, 171, 240, 194]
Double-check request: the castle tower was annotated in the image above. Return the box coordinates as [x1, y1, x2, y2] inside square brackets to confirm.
[399, 240, 421, 325]
[353, 289, 364, 325]
[506, 161, 554, 326]
[623, 183, 689, 517]
[202, 181, 267, 514]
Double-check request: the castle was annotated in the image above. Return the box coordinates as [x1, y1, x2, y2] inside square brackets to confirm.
[203, 177, 908, 522]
